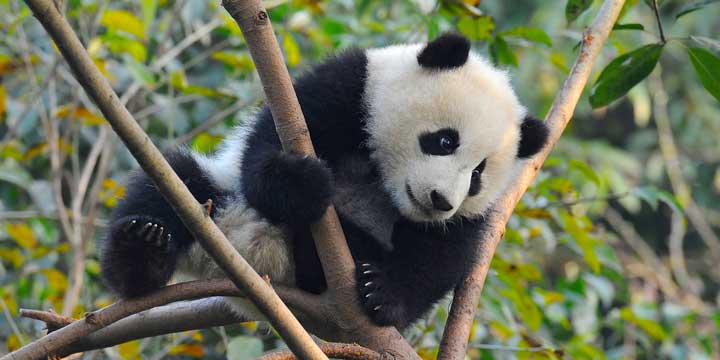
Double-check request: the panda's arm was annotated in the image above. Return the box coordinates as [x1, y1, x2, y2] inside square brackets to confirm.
[355, 218, 482, 328]
[100, 150, 221, 298]
[240, 49, 369, 227]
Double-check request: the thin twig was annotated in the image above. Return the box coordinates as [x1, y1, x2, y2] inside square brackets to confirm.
[168, 99, 251, 148]
[437, 1, 627, 359]
[651, 0, 666, 44]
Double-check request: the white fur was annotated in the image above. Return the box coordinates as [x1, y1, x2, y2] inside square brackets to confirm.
[364, 44, 526, 222]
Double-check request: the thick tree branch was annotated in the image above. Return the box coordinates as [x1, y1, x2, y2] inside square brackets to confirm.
[222, 1, 418, 358]
[9, 1, 324, 359]
[437, 1, 627, 359]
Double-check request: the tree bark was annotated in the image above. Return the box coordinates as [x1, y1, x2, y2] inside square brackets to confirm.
[437, 1, 627, 359]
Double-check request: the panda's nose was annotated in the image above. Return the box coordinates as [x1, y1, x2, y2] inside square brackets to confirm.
[430, 190, 453, 211]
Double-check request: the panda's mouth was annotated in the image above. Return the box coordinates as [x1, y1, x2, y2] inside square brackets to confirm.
[405, 184, 432, 215]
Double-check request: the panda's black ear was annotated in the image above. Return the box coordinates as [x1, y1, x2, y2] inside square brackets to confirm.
[518, 116, 549, 158]
[417, 33, 470, 70]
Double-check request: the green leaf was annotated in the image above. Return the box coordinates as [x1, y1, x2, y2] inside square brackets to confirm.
[656, 190, 685, 214]
[568, 159, 602, 186]
[612, 23, 645, 31]
[140, 0, 158, 37]
[589, 44, 664, 108]
[687, 47, 720, 102]
[565, 0, 593, 23]
[561, 212, 601, 273]
[283, 33, 301, 67]
[500, 26, 552, 46]
[631, 186, 660, 210]
[457, 16, 495, 41]
[227, 336, 263, 360]
[101, 10, 146, 40]
[489, 36, 517, 67]
[101, 33, 147, 62]
[676, 0, 720, 19]
[620, 308, 668, 341]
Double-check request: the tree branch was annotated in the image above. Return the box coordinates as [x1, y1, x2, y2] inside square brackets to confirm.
[437, 1, 627, 359]
[221, 0, 418, 358]
[259, 343, 382, 360]
[10, 1, 324, 359]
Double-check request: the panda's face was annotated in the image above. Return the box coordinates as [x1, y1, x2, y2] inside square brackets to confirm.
[364, 35, 536, 223]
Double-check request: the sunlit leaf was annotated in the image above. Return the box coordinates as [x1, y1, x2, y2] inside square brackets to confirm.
[0, 84, 6, 119]
[620, 308, 668, 341]
[117, 340, 141, 359]
[501, 26, 552, 46]
[99, 178, 125, 208]
[40, 268, 68, 291]
[23, 142, 47, 160]
[0, 141, 23, 161]
[101, 33, 147, 62]
[168, 344, 205, 357]
[500, 288, 542, 330]
[192, 133, 224, 154]
[7, 223, 37, 249]
[676, 0, 720, 19]
[101, 10, 146, 40]
[227, 336, 263, 360]
[515, 207, 553, 219]
[56, 105, 107, 126]
[565, 0, 593, 23]
[457, 16, 494, 41]
[687, 47, 720, 102]
[489, 320, 514, 340]
[0, 247, 24, 268]
[6, 334, 21, 352]
[589, 44, 664, 108]
[561, 212, 600, 273]
[283, 33, 301, 67]
[211, 51, 256, 71]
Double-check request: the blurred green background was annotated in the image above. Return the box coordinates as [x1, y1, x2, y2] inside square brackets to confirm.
[0, 0, 719, 358]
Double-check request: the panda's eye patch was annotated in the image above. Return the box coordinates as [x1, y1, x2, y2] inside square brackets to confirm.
[419, 128, 460, 156]
[472, 159, 487, 177]
[468, 159, 487, 196]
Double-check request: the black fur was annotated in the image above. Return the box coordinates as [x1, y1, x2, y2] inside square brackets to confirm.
[417, 33, 471, 70]
[100, 150, 222, 297]
[518, 116, 549, 158]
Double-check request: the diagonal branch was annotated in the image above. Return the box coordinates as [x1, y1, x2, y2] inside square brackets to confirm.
[437, 1, 627, 359]
[9, 1, 325, 359]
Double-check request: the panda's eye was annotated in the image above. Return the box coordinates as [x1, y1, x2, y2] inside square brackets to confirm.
[419, 128, 459, 156]
[472, 159, 487, 177]
[440, 136, 454, 151]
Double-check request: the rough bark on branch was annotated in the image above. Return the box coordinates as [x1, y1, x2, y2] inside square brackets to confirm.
[437, 1, 627, 359]
[8, 1, 323, 359]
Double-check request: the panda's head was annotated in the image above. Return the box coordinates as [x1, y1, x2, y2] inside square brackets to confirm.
[364, 33, 549, 223]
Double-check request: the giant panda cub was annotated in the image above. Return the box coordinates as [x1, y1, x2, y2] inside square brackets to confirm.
[100, 33, 549, 330]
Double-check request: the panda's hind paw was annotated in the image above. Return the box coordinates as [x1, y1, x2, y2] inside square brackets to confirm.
[355, 262, 406, 327]
[113, 216, 172, 251]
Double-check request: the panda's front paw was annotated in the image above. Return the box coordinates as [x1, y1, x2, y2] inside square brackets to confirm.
[263, 152, 334, 226]
[356, 262, 407, 328]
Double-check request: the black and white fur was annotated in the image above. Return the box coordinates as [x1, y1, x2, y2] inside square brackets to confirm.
[100, 33, 549, 330]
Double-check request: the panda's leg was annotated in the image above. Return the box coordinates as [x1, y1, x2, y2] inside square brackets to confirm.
[101, 150, 222, 298]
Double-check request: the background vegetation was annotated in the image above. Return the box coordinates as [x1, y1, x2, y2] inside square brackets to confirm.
[1, 0, 719, 358]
